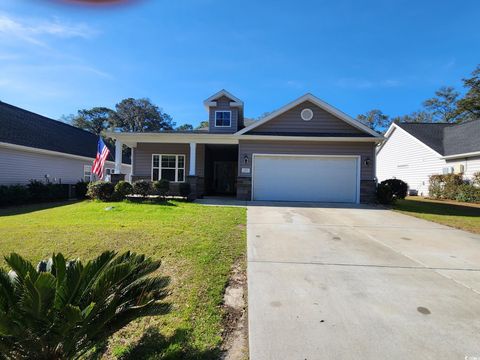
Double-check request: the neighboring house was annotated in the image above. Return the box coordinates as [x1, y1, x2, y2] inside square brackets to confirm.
[0, 101, 131, 185]
[108, 90, 383, 203]
[377, 121, 480, 196]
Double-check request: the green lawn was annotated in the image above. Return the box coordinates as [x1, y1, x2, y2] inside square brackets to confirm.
[393, 197, 480, 234]
[0, 200, 246, 359]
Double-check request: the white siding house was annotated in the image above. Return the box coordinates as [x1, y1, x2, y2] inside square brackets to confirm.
[0, 101, 131, 186]
[377, 122, 480, 196]
[0, 143, 131, 185]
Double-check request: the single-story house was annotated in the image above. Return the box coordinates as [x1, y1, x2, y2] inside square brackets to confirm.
[108, 90, 383, 203]
[377, 121, 480, 196]
[0, 101, 131, 185]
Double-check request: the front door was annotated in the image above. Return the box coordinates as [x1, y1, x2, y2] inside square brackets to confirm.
[213, 161, 237, 195]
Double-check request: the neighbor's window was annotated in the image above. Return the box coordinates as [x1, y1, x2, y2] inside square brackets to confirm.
[83, 165, 92, 182]
[152, 154, 185, 182]
[215, 111, 231, 127]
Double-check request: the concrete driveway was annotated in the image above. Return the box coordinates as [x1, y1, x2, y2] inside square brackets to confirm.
[247, 203, 480, 360]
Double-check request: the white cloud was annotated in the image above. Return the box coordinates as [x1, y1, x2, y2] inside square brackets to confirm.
[0, 13, 97, 46]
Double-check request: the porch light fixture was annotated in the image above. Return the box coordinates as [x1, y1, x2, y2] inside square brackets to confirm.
[364, 157, 371, 166]
[243, 154, 249, 164]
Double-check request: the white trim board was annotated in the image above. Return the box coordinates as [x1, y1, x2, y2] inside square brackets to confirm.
[235, 93, 382, 138]
[203, 89, 244, 108]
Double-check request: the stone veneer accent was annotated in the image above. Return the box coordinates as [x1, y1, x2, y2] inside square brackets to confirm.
[186, 176, 205, 200]
[236, 177, 252, 200]
[360, 180, 377, 203]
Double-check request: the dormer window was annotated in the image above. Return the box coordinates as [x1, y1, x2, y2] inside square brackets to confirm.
[215, 111, 231, 127]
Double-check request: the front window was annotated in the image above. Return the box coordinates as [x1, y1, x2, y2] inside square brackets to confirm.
[152, 154, 185, 182]
[83, 165, 92, 182]
[215, 111, 231, 127]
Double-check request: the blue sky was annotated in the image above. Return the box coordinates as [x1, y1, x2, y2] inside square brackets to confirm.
[0, 0, 479, 127]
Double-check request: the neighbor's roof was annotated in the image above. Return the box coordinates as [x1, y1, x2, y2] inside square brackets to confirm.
[0, 101, 128, 163]
[396, 120, 480, 156]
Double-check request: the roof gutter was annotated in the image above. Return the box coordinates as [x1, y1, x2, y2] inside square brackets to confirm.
[441, 151, 480, 160]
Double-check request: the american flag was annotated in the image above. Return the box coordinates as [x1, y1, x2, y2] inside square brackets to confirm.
[92, 137, 110, 179]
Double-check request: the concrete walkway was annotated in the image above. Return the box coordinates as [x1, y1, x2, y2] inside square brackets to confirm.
[247, 203, 480, 360]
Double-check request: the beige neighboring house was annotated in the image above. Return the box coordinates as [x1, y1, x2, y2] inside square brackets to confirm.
[0, 101, 131, 185]
[108, 90, 383, 203]
[377, 121, 480, 196]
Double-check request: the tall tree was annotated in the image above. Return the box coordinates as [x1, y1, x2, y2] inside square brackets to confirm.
[391, 111, 434, 124]
[70, 107, 115, 135]
[356, 109, 390, 132]
[457, 64, 480, 119]
[113, 98, 175, 132]
[422, 86, 462, 123]
[196, 121, 209, 129]
[176, 124, 194, 131]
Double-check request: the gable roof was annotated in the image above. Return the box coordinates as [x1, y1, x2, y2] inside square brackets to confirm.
[235, 93, 382, 137]
[203, 89, 244, 108]
[0, 101, 128, 163]
[385, 120, 480, 158]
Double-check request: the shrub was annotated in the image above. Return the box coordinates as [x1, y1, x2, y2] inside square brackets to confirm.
[0, 251, 170, 359]
[115, 181, 133, 199]
[27, 180, 48, 202]
[75, 181, 88, 199]
[428, 174, 464, 200]
[86, 181, 115, 201]
[376, 183, 394, 204]
[455, 184, 480, 203]
[379, 179, 408, 200]
[473, 172, 480, 187]
[0, 185, 30, 206]
[132, 180, 152, 197]
[153, 179, 170, 197]
[179, 182, 191, 199]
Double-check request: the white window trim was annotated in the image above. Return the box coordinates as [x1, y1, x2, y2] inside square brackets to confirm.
[214, 110, 232, 127]
[152, 154, 186, 182]
[83, 165, 92, 182]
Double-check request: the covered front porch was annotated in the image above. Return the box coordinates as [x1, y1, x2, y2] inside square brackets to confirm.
[108, 132, 247, 199]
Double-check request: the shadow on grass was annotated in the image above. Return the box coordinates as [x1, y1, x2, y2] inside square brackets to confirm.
[0, 200, 81, 217]
[395, 199, 480, 217]
[124, 198, 179, 207]
[117, 327, 220, 360]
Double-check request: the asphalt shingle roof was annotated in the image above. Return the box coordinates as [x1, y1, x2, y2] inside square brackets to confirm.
[396, 120, 480, 156]
[0, 101, 124, 162]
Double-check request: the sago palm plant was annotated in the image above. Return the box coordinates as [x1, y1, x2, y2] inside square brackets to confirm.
[0, 251, 170, 359]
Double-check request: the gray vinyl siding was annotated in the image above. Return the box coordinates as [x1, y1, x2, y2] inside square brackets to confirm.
[133, 143, 205, 179]
[0, 145, 130, 185]
[249, 101, 364, 135]
[208, 96, 239, 133]
[238, 140, 375, 180]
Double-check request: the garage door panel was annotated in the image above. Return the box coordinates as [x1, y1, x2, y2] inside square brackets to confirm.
[253, 155, 358, 203]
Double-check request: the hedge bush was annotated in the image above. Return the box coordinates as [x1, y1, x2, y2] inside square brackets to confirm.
[429, 174, 464, 200]
[0, 182, 70, 207]
[376, 183, 394, 204]
[132, 180, 152, 197]
[115, 181, 133, 198]
[153, 179, 170, 197]
[379, 179, 408, 200]
[86, 181, 115, 201]
[473, 171, 480, 187]
[455, 184, 480, 203]
[75, 181, 88, 199]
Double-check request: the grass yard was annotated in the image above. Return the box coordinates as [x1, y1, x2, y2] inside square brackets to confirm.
[0, 200, 246, 359]
[393, 196, 480, 234]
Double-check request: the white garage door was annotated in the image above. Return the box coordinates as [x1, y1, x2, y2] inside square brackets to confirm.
[252, 155, 359, 203]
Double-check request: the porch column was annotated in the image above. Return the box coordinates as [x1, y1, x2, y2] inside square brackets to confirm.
[189, 142, 196, 176]
[114, 139, 123, 174]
